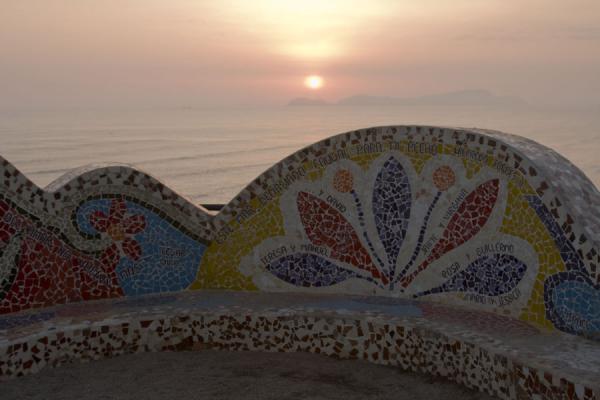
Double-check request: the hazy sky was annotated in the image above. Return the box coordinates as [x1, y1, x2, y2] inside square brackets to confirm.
[1, 0, 599, 109]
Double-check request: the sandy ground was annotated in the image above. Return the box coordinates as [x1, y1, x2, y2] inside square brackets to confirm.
[2, 350, 498, 400]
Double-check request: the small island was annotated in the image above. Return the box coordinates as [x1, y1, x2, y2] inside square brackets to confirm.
[287, 97, 331, 106]
[288, 89, 526, 107]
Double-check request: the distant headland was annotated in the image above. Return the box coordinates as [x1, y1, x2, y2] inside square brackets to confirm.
[288, 89, 526, 107]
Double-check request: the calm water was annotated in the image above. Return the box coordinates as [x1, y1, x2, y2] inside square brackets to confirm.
[1, 105, 599, 204]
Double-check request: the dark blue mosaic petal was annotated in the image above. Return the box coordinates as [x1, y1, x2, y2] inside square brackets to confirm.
[396, 191, 441, 285]
[414, 254, 527, 297]
[525, 195, 586, 274]
[266, 253, 367, 287]
[372, 157, 411, 277]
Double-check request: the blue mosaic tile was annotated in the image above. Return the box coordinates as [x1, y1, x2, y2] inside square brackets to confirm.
[526, 195, 600, 338]
[372, 156, 411, 278]
[544, 271, 600, 339]
[76, 199, 206, 296]
[266, 253, 376, 287]
[0, 310, 55, 330]
[303, 298, 422, 317]
[414, 253, 527, 298]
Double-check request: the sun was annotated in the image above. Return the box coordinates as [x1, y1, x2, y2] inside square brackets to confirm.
[304, 75, 324, 90]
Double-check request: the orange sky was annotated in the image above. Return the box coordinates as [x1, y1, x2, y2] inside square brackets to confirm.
[1, 0, 599, 108]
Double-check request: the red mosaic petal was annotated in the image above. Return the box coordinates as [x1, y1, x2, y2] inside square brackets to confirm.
[122, 214, 146, 234]
[400, 179, 499, 288]
[0, 200, 9, 213]
[89, 210, 109, 233]
[0, 227, 11, 244]
[122, 237, 142, 261]
[100, 243, 120, 272]
[297, 191, 387, 284]
[108, 199, 127, 225]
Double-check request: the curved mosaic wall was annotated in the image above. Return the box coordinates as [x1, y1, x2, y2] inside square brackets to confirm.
[1, 126, 599, 341]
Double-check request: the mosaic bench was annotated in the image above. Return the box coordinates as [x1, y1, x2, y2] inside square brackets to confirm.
[2, 290, 599, 399]
[1, 126, 599, 399]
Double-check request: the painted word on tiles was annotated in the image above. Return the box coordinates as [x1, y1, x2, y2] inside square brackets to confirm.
[1, 126, 599, 342]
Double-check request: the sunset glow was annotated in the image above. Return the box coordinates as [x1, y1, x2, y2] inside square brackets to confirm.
[0, 1, 599, 108]
[304, 75, 324, 90]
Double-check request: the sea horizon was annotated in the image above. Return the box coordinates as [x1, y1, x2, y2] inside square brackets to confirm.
[1, 104, 599, 204]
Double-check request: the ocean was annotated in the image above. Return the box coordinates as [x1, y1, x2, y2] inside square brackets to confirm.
[1, 105, 599, 204]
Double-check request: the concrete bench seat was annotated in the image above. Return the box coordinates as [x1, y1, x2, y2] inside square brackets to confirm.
[1, 290, 598, 400]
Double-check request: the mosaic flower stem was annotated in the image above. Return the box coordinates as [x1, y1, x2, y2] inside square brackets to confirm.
[394, 191, 441, 288]
[350, 189, 387, 279]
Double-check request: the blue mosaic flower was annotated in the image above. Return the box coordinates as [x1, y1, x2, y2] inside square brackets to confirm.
[527, 195, 600, 339]
[76, 197, 206, 296]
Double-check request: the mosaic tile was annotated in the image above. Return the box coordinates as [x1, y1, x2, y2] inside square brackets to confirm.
[219, 126, 599, 342]
[399, 178, 500, 288]
[0, 162, 211, 313]
[1, 125, 600, 398]
[0, 127, 600, 337]
[372, 156, 411, 279]
[76, 197, 206, 295]
[0, 291, 597, 400]
[265, 253, 374, 287]
[0, 310, 55, 330]
[414, 253, 528, 298]
[297, 191, 385, 283]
